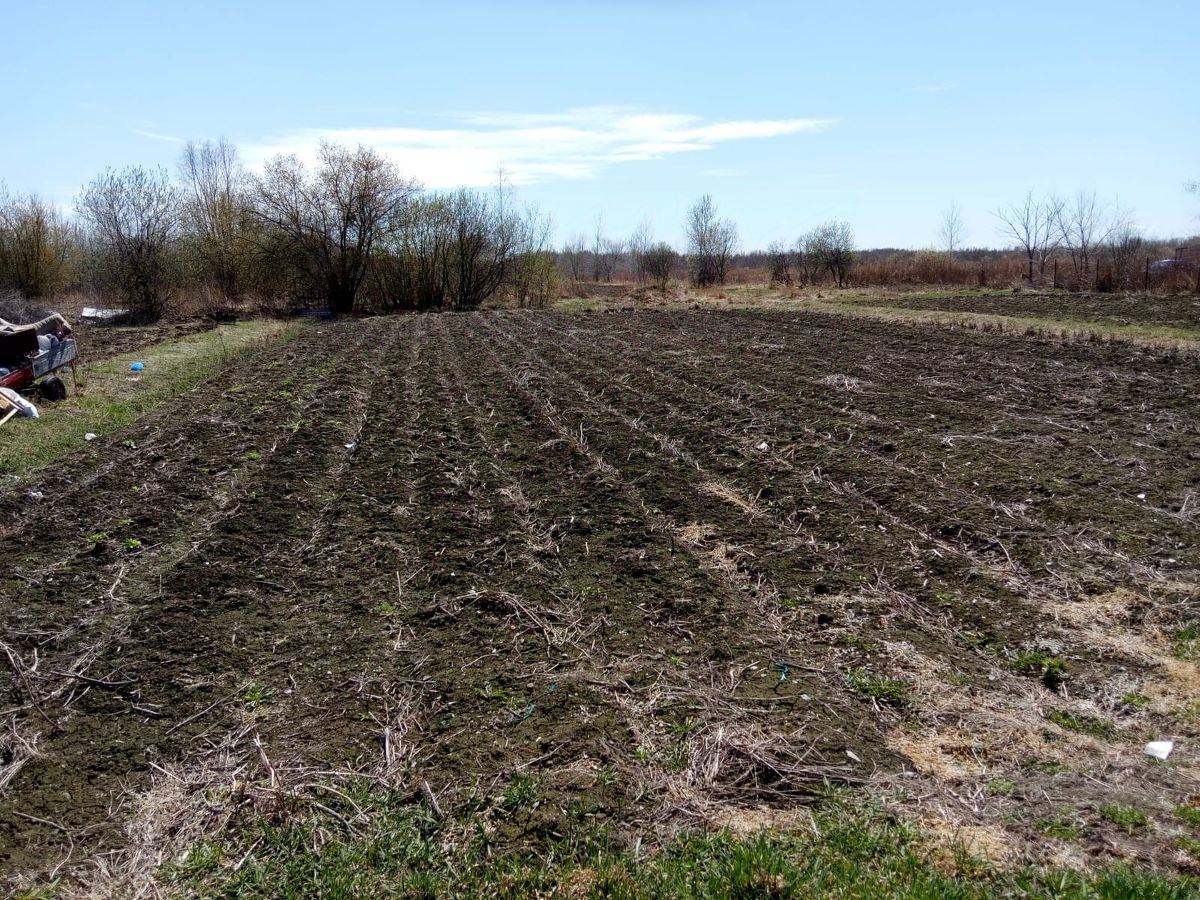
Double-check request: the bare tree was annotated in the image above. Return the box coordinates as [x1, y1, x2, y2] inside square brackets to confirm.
[766, 240, 794, 286]
[814, 220, 855, 287]
[938, 202, 966, 254]
[794, 229, 824, 285]
[629, 218, 653, 283]
[1057, 190, 1109, 289]
[588, 216, 624, 283]
[178, 138, 250, 302]
[560, 234, 588, 283]
[994, 191, 1061, 283]
[441, 179, 530, 310]
[508, 203, 556, 308]
[1098, 209, 1142, 291]
[76, 166, 182, 320]
[642, 242, 677, 291]
[1036, 195, 1065, 279]
[251, 142, 418, 314]
[374, 194, 452, 311]
[591, 215, 608, 282]
[685, 195, 738, 287]
[0, 189, 75, 297]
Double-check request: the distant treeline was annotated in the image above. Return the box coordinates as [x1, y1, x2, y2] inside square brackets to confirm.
[0, 142, 1196, 320]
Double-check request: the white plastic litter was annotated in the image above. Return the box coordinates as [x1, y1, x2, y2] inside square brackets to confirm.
[81, 307, 127, 321]
[1144, 740, 1174, 761]
[756, 441, 769, 451]
[1136, 492, 1147, 501]
[845, 749, 862, 763]
[84, 432, 97, 441]
[0, 387, 38, 418]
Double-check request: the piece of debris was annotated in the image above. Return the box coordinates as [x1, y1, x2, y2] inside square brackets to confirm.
[81, 307, 128, 321]
[846, 749, 862, 763]
[84, 432, 97, 441]
[1144, 740, 1174, 761]
[130, 362, 145, 372]
[756, 440, 770, 451]
[0, 387, 39, 420]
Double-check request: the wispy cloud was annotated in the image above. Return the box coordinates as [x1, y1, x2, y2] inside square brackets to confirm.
[133, 129, 184, 144]
[240, 107, 832, 187]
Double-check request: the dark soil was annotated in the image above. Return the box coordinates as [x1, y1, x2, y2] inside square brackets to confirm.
[1, 310, 1197, 883]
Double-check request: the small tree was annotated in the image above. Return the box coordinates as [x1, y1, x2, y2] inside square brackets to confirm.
[560, 234, 588, 283]
[77, 166, 182, 321]
[815, 220, 855, 287]
[1098, 212, 1142, 292]
[442, 183, 524, 309]
[995, 191, 1061, 283]
[685, 194, 738, 287]
[0, 189, 75, 297]
[1057, 190, 1108, 289]
[251, 143, 418, 314]
[642, 242, 678, 291]
[178, 138, 252, 303]
[938, 203, 966, 254]
[794, 229, 825, 285]
[508, 202, 556, 307]
[766, 239, 793, 286]
[629, 218, 653, 283]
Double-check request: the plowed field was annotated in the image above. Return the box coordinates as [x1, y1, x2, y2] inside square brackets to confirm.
[2, 310, 1198, 888]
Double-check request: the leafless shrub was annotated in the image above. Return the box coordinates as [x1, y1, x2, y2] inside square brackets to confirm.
[686, 195, 739, 287]
[250, 142, 419, 314]
[76, 166, 183, 321]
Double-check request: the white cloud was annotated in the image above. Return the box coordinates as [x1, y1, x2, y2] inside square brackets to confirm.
[239, 107, 831, 188]
[133, 129, 184, 144]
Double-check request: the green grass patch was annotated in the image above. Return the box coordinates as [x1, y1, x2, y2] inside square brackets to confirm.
[0, 321, 294, 481]
[1170, 623, 1200, 661]
[1099, 805, 1150, 834]
[1036, 816, 1082, 841]
[240, 680, 273, 708]
[155, 782, 1200, 899]
[845, 668, 910, 706]
[986, 778, 1017, 797]
[1008, 649, 1069, 690]
[1045, 710, 1117, 740]
[1175, 806, 1200, 828]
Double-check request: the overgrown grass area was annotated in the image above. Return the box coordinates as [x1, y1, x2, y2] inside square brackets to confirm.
[144, 786, 1200, 899]
[0, 321, 294, 480]
[797, 299, 1200, 349]
[553, 287, 1200, 350]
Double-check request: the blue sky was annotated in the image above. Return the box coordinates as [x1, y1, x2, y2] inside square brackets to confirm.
[1, 0, 1196, 249]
